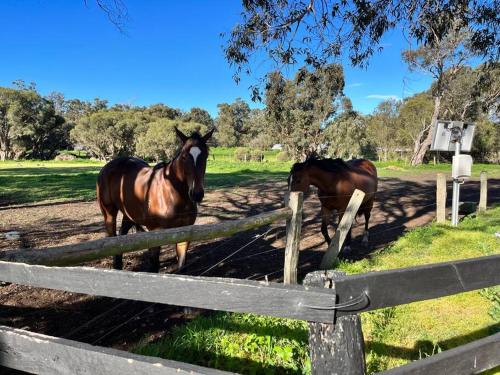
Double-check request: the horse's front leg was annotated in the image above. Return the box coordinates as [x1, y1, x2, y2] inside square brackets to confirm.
[320, 206, 333, 244]
[176, 241, 189, 271]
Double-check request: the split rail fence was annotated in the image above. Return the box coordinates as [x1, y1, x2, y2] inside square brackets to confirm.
[0, 190, 499, 374]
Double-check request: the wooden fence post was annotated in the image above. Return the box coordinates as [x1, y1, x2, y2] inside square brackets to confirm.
[436, 173, 447, 223]
[283, 191, 304, 284]
[304, 271, 365, 375]
[479, 171, 487, 212]
[320, 189, 365, 270]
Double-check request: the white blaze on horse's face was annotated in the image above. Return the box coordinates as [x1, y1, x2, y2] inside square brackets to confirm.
[189, 146, 202, 166]
[288, 175, 293, 191]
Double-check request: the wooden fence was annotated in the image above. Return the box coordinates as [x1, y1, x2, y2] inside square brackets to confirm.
[0, 190, 499, 374]
[0, 255, 498, 374]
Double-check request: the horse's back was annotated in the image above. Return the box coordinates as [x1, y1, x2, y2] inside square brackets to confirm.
[347, 158, 377, 178]
[97, 157, 151, 208]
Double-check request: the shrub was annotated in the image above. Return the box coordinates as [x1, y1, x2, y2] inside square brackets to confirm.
[234, 147, 251, 161]
[276, 151, 290, 162]
[251, 150, 264, 162]
[54, 153, 77, 161]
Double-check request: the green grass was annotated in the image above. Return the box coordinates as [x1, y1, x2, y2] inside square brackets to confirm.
[0, 148, 498, 206]
[133, 207, 500, 374]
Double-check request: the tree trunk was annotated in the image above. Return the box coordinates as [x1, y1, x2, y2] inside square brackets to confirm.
[411, 96, 441, 166]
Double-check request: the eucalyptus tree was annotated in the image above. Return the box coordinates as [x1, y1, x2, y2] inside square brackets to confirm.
[182, 107, 214, 128]
[265, 64, 344, 160]
[215, 98, 251, 147]
[225, 0, 498, 85]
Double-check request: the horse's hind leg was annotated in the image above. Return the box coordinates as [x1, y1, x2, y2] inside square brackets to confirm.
[147, 247, 161, 273]
[320, 206, 333, 244]
[362, 201, 373, 247]
[113, 216, 135, 270]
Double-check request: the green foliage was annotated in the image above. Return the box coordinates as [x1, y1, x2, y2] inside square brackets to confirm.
[143, 103, 182, 120]
[0, 86, 69, 160]
[323, 109, 368, 159]
[133, 312, 310, 374]
[70, 110, 139, 161]
[276, 151, 291, 162]
[136, 119, 207, 162]
[365, 99, 402, 161]
[250, 149, 264, 162]
[472, 118, 500, 163]
[181, 107, 214, 128]
[265, 65, 344, 160]
[234, 147, 252, 161]
[215, 98, 251, 147]
[225, 1, 498, 85]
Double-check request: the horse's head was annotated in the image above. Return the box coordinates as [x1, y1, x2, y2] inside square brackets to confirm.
[288, 162, 310, 193]
[175, 127, 214, 203]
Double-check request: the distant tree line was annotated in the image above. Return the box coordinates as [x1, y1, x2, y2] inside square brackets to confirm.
[0, 81, 213, 162]
[214, 64, 498, 164]
[1, 61, 498, 164]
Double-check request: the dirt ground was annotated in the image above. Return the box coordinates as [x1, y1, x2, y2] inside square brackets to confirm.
[0, 175, 499, 359]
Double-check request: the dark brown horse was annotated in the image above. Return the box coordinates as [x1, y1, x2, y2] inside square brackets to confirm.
[288, 157, 377, 252]
[96, 127, 214, 272]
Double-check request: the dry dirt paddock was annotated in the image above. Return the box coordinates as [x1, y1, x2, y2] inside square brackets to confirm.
[0, 175, 498, 355]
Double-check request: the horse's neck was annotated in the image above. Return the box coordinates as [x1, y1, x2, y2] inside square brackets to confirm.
[164, 158, 189, 196]
[308, 167, 341, 194]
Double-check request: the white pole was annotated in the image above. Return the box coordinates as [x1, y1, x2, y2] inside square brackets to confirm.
[451, 140, 461, 226]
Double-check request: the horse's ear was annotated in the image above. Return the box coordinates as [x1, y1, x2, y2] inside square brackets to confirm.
[174, 127, 188, 143]
[202, 128, 215, 142]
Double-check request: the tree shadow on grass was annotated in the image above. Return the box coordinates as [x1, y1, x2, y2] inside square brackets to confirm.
[365, 323, 500, 368]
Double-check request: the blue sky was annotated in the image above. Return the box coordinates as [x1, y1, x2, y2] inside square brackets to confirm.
[0, 0, 433, 116]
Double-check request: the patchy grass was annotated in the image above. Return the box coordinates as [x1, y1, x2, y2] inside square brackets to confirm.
[134, 313, 310, 375]
[133, 207, 500, 374]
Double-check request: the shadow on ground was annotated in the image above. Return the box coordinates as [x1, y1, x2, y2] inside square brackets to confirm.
[0, 175, 498, 374]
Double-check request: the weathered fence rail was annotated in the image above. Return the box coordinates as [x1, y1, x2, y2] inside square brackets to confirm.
[332, 253, 500, 315]
[0, 206, 293, 267]
[0, 325, 235, 375]
[377, 331, 500, 375]
[0, 261, 335, 322]
[1, 254, 499, 374]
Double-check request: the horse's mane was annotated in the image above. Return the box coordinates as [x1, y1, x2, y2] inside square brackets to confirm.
[153, 161, 167, 170]
[291, 156, 349, 173]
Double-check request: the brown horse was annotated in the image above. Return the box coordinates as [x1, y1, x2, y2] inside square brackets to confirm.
[288, 157, 377, 252]
[96, 127, 214, 272]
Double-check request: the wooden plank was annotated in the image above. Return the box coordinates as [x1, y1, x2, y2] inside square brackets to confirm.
[378, 332, 500, 375]
[435, 173, 447, 223]
[333, 254, 500, 316]
[479, 170, 487, 212]
[0, 325, 235, 375]
[0, 261, 336, 323]
[283, 191, 304, 284]
[0, 207, 292, 266]
[320, 189, 365, 269]
[304, 271, 365, 375]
